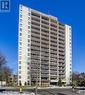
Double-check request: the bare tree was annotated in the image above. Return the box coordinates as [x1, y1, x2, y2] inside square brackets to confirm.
[0, 53, 12, 85]
[0, 53, 6, 81]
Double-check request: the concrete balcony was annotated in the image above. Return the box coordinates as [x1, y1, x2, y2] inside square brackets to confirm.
[31, 20, 40, 24]
[31, 24, 40, 30]
[41, 18, 49, 23]
[41, 27, 49, 32]
[31, 15, 40, 20]
[50, 25, 57, 31]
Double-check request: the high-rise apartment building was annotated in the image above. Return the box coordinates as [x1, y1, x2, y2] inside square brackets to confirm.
[18, 4, 72, 86]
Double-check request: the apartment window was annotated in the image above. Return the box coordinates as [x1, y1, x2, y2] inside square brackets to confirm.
[27, 67, 29, 69]
[19, 76, 21, 79]
[28, 26, 30, 29]
[20, 14, 22, 18]
[19, 37, 22, 41]
[19, 56, 22, 60]
[19, 66, 21, 69]
[28, 76, 29, 79]
[19, 51, 22, 55]
[28, 17, 30, 20]
[28, 44, 30, 46]
[20, 28, 22, 31]
[19, 61, 21, 64]
[20, 19, 22, 22]
[19, 71, 21, 74]
[20, 23, 22, 27]
[28, 48, 30, 51]
[27, 62, 30, 65]
[19, 42, 22, 45]
[20, 5, 22, 9]
[19, 47, 22, 50]
[20, 33, 22, 36]
[28, 58, 30, 60]
[28, 39, 30, 42]
[28, 30, 30, 32]
[28, 22, 30, 24]
[20, 9, 22, 11]
[28, 53, 30, 56]
[28, 35, 30, 38]
[69, 27, 72, 31]
[28, 12, 30, 16]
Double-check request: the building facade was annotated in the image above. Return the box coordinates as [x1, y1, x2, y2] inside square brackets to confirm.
[18, 4, 72, 86]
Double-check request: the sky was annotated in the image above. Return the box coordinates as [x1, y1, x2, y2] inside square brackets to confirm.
[0, 0, 85, 73]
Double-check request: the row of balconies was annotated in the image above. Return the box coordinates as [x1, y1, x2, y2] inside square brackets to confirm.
[41, 32, 49, 37]
[41, 58, 49, 61]
[31, 32, 40, 37]
[31, 13, 65, 32]
[31, 46, 40, 50]
[41, 28, 49, 33]
[31, 16, 40, 22]
[41, 49, 49, 53]
[41, 44, 49, 48]
[31, 19, 40, 24]
[50, 74, 57, 78]
[58, 37, 65, 42]
[50, 51, 57, 55]
[31, 51, 39, 55]
[50, 27, 57, 32]
[58, 34, 65, 38]
[31, 17, 50, 28]
[50, 76, 57, 79]
[59, 44, 65, 48]
[31, 33, 40, 38]
[31, 25, 40, 31]
[41, 53, 49, 57]
[50, 35, 57, 40]
[31, 20, 40, 26]
[41, 45, 49, 49]
[50, 60, 57, 63]
[41, 57, 49, 60]
[50, 31, 57, 37]
[50, 19, 57, 24]
[31, 12, 40, 18]
[31, 42, 40, 47]
[41, 36, 49, 42]
[41, 67, 49, 70]
[31, 13, 58, 27]
[59, 26, 65, 31]
[59, 49, 65, 52]
[59, 30, 65, 35]
[41, 38, 49, 42]
[50, 57, 57, 60]
[31, 29, 40, 34]
[42, 16, 49, 21]
[50, 40, 57, 44]
[50, 46, 57, 50]
[50, 69, 57, 72]
[41, 24, 49, 29]
[31, 43, 40, 48]
[41, 36, 49, 41]
[31, 39, 40, 43]
[59, 64, 65, 68]
[59, 22, 65, 27]
[41, 27, 49, 32]
[58, 57, 65, 60]
[41, 41, 49, 45]
[50, 23, 57, 28]
[50, 68, 58, 73]
[50, 67, 57, 70]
